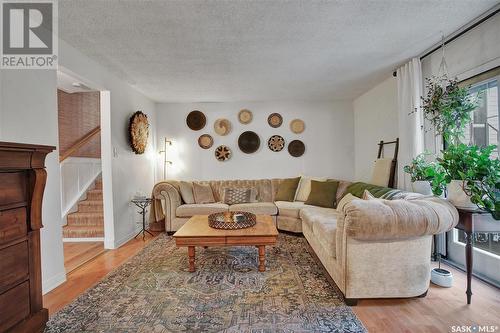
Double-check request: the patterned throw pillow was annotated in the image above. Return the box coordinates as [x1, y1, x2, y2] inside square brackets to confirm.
[222, 188, 257, 205]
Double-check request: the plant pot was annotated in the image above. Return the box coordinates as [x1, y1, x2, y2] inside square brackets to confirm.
[411, 181, 432, 195]
[447, 180, 477, 209]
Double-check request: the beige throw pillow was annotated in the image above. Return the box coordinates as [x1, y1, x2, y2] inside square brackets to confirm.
[336, 193, 357, 213]
[294, 176, 326, 202]
[192, 183, 215, 204]
[362, 189, 376, 200]
[179, 181, 195, 204]
[222, 188, 257, 205]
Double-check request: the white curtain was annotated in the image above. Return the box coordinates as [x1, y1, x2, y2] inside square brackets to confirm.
[396, 58, 424, 191]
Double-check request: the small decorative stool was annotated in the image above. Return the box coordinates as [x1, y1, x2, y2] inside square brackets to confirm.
[131, 197, 153, 240]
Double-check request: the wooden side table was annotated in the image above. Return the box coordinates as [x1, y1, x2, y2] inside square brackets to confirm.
[456, 208, 500, 304]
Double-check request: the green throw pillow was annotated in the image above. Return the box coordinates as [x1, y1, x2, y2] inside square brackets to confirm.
[275, 177, 301, 202]
[305, 180, 339, 208]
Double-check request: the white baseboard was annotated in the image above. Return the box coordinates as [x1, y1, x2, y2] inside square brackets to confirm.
[110, 227, 141, 249]
[63, 237, 104, 242]
[42, 271, 67, 295]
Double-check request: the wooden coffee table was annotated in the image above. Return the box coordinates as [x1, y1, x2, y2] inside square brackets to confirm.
[173, 215, 278, 272]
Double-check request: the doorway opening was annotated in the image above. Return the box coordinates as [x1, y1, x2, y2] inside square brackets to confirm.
[56, 70, 112, 272]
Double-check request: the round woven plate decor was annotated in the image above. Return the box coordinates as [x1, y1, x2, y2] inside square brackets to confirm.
[268, 135, 285, 152]
[215, 145, 232, 161]
[208, 211, 257, 229]
[238, 109, 253, 124]
[290, 119, 305, 134]
[267, 113, 283, 128]
[186, 110, 206, 131]
[198, 134, 213, 149]
[288, 140, 305, 157]
[238, 131, 260, 154]
[214, 119, 232, 136]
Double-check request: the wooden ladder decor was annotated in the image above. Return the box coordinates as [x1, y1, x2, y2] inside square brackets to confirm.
[59, 126, 101, 162]
[377, 138, 399, 188]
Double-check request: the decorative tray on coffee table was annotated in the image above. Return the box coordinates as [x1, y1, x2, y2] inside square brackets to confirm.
[208, 211, 257, 230]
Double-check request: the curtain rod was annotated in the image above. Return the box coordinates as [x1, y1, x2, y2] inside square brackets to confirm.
[393, 7, 500, 77]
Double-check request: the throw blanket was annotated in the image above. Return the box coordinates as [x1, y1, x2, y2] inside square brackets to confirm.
[343, 182, 404, 200]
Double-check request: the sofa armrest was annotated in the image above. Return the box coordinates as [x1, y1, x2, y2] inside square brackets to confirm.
[342, 197, 458, 241]
[149, 181, 182, 232]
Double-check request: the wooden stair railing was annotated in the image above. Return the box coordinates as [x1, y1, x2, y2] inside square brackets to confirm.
[59, 126, 101, 162]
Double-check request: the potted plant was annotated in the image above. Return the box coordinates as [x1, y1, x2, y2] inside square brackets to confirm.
[438, 143, 500, 217]
[404, 153, 442, 195]
[421, 76, 483, 206]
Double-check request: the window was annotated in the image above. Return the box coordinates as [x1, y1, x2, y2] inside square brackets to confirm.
[463, 77, 499, 154]
[446, 70, 500, 286]
[458, 74, 500, 258]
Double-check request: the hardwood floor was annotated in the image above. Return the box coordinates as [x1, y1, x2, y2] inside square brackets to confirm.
[44, 233, 157, 315]
[63, 241, 105, 273]
[45, 233, 500, 332]
[353, 262, 500, 332]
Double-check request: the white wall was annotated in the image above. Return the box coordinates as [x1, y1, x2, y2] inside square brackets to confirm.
[59, 40, 157, 249]
[353, 77, 399, 182]
[0, 69, 66, 293]
[0, 39, 157, 293]
[155, 101, 354, 181]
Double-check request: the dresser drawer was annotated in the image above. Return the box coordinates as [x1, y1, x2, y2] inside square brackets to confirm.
[0, 150, 32, 169]
[0, 208, 27, 244]
[0, 172, 26, 206]
[0, 281, 30, 332]
[0, 241, 29, 292]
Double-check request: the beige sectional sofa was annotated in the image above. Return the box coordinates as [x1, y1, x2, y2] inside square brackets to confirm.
[150, 178, 458, 304]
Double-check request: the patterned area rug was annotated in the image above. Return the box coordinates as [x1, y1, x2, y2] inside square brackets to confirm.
[46, 233, 366, 332]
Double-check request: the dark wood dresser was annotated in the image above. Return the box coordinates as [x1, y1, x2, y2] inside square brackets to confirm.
[0, 142, 54, 333]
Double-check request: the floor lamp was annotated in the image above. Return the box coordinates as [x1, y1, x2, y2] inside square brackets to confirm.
[159, 138, 172, 180]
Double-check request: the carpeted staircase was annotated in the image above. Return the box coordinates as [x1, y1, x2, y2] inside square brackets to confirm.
[63, 179, 104, 239]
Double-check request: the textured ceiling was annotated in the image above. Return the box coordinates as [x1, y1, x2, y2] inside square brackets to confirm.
[59, 0, 498, 102]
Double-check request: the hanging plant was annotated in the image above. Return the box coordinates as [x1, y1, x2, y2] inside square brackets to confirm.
[422, 76, 478, 145]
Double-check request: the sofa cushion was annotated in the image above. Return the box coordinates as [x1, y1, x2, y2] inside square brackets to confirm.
[275, 201, 307, 218]
[328, 179, 353, 204]
[229, 202, 278, 215]
[295, 176, 326, 201]
[300, 206, 338, 233]
[275, 177, 301, 202]
[305, 180, 339, 208]
[179, 181, 195, 204]
[313, 219, 338, 258]
[222, 187, 257, 205]
[300, 206, 339, 258]
[276, 216, 302, 233]
[209, 179, 273, 202]
[192, 182, 216, 204]
[176, 203, 228, 217]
